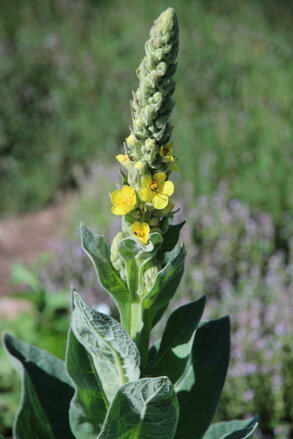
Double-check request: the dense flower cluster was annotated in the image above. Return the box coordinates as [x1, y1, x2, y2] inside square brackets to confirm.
[109, 8, 179, 245]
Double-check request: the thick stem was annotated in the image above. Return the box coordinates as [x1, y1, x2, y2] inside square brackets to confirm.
[128, 301, 152, 374]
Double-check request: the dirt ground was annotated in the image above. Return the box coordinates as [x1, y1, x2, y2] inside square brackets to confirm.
[0, 202, 68, 317]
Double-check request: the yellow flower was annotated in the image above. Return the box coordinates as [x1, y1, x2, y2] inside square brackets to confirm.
[131, 222, 150, 245]
[159, 142, 175, 163]
[110, 185, 137, 215]
[139, 172, 174, 210]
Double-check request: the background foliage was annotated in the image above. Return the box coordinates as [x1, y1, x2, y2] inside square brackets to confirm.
[0, 0, 292, 222]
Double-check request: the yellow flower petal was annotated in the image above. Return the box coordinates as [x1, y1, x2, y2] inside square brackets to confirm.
[131, 221, 150, 245]
[161, 180, 174, 196]
[159, 144, 175, 162]
[153, 172, 166, 185]
[123, 185, 135, 197]
[110, 189, 122, 204]
[110, 185, 137, 215]
[111, 205, 127, 215]
[141, 175, 152, 188]
[139, 187, 152, 202]
[153, 193, 169, 209]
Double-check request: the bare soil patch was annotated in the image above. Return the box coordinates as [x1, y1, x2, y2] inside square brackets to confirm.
[0, 201, 68, 297]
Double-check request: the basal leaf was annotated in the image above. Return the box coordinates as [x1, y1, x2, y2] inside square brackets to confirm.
[153, 296, 206, 382]
[80, 224, 130, 322]
[3, 333, 74, 439]
[203, 417, 258, 439]
[97, 377, 179, 439]
[71, 292, 140, 403]
[175, 316, 230, 439]
[66, 330, 108, 438]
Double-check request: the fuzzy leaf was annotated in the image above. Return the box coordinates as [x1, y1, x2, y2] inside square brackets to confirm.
[71, 292, 140, 403]
[175, 316, 230, 439]
[203, 417, 258, 439]
[97, 377, 179, 439]
[153, 296, 206, 382]
[117, 237, 140, 297]
[117, 233, 163, 298]
[80, 224, 130, 321]
[143, 244, 186, 316]
[3, 333, 74, 439]
[66, 330, 108, 438]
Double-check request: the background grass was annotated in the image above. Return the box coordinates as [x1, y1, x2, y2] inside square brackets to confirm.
[0, 0, 292, 223]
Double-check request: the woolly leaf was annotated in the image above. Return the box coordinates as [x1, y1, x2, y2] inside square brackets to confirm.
[71, 292, 140, 403]
[80, 224, 130, 323]
[66, 330, 108, 438]
[117, 232, 163, 299]
[203, 417, 258, 439]
[143, 244, 186, 316]
[97, 377, 179, 439]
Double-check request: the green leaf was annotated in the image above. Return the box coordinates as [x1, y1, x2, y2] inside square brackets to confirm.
[117, 232, 163, 299]
[80, 224, 130, 322]
[143, 244, 186, 316]
[66, 330, 108, 438]
[71, 292, 140, 403]
[203, 417, 258, 439]
[10, 262, 41, 290]
[3, 333, 74, 439]
[97, 377, 179, 439]
[117, 237, 140, 298]
[160, 221, 186, 253]
[153, 296, 206, 382]
[175, 316, 230, 439]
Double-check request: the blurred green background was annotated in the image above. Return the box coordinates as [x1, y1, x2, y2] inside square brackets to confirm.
[0, 0, 292, 438]
[0, 0, 292, 222]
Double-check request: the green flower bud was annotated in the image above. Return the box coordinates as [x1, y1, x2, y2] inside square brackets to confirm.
[110, 231, 126, 274]
[130, 8, 178, 168]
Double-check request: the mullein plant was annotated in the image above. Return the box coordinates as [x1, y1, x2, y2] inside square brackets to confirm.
[3, 9, 258, 439]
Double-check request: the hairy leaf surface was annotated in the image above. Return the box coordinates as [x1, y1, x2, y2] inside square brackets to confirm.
[203, 417, 258, 439]
[66, 330, 108, 438]
[143, 244, 186, 315]
[81, 224, 130, 321]
[71, 292, 140, 403]
[97, 377, 179, 439]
